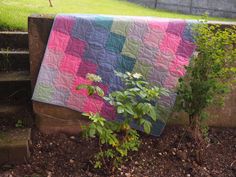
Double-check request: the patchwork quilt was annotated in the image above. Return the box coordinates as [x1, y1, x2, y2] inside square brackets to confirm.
[32, 14, 196, 136]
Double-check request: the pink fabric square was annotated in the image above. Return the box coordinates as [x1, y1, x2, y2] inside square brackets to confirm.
[143, 29, 164, 48]
[66, 94, 86, 111]
[148, 20, 169, 32]
[71, 76, 92, 95]
[159, 33, 181, 53]
[169, 55, 189, 77]
[77, 60, 97, 78]
[60, 54, 82, 75]
[83, 97, 104, 113]
[47, 31, 70, 51]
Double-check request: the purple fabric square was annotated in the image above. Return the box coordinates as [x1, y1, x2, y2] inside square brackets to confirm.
[87, 26, 110, 47]
[176, 39, 196, 58]
[77, 61, 97, 78]
[65, 37, 88, 58]
[53, 15, 76, 35]
[166, 21, 186, 36]
[72, 18, 94, 40]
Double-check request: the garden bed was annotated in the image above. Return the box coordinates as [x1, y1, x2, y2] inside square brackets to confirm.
[1, 126, 235, 177]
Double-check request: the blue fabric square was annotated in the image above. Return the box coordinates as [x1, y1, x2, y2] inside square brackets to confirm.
[87, 25, 110, 47]
[105, 32, 126, 53]
[83, 45, 106, 64]
[115, 55, 136, 73]
[183, 22, 196, 42]
[72, 18, 94, 40]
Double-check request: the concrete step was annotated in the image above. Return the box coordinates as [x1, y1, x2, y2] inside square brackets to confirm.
[0, 128, 31, 165]
[0, 50, 29, 71]
[0, 71, 30, 82]
[0, 31, 28, 50]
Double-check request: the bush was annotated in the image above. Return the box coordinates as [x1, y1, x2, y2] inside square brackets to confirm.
[77, 72, 168, 172]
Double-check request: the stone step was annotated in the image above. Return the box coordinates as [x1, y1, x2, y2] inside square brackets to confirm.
[0, 104, 25, 115]
[0, 71, 30, 82]
[0, 31, 28, 50]
[0, 50, 29, 71]
[0, 128, 31, 165]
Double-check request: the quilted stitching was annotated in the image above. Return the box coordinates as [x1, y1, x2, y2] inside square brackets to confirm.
[32, 14, 197, 136]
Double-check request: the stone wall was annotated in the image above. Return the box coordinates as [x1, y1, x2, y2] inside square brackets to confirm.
[127, 0, 236, 18]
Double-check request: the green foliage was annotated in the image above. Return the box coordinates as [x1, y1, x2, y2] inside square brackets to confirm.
[15, 119, 24, 128]
[77, 72, 167, 171]
[104, 72, 168, 134]
[176, 21, 236, 134]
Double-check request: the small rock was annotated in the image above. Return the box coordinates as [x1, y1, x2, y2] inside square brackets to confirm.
[49, 142, 53, 146]
[47, 171, 52, 177]
[158, 152, 162, 156]
[69, 159, 75, 164]
[134, 161, 138, 165]
[125, 173, 131, 177]
[187, 174, 191, 177]
[70, 136, 76, 140]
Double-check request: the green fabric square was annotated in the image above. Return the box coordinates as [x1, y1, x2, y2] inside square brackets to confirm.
[121, 37, 141, 59]
[111, 20, 131, 36]
[105, 32, 126, 53]
[34, 83, 55, 102]
[133, 60, 152, 78]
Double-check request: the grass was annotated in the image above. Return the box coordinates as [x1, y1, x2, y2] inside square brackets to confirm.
[0, 0, 235, 31]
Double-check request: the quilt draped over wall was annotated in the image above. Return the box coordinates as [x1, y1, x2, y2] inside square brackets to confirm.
[32, 14, 196, 136]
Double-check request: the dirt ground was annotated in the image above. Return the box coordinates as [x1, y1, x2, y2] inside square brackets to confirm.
[0, 125, 235, 177]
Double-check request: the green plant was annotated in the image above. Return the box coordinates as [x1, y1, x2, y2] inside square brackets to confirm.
[77, 72, 167, 172]
[15, 119, 24, 128]
[176, 21, 236, 161]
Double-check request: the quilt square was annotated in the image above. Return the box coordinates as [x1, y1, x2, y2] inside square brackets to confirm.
[105, 32, 126, 53]
[159, 33, 182, 54]
[65, 37, 88, 58]
[115, 55, 136, 73]
[77, 60, 97, 78]
[176, 39, 196, 58]
[43, 49, 64, 69]
[87, 25, 110, 47]
[111, 19, 131, 36]
[72, 18, 94, 40]
[166, 21, 186, 36]
[83, 45, 106, 64]
[47, 31, 70, 51]
[53, 15, 76, 35]
[121, 37, 142, 59]
[94, 16, 114, 30]
[33, 82, 55, 102]
[60, 54, 82, 75]
[52, 87, 70, 106]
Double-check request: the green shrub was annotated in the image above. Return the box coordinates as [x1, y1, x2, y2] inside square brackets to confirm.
[176, 21, 236, 158]
[77, 72, 168, 172]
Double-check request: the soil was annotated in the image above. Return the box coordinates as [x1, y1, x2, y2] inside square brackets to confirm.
[0, 126, 235, 177]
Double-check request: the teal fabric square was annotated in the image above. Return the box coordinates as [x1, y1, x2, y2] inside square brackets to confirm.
[105, 32, 126, 53]
[94, 16, 113, 30]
